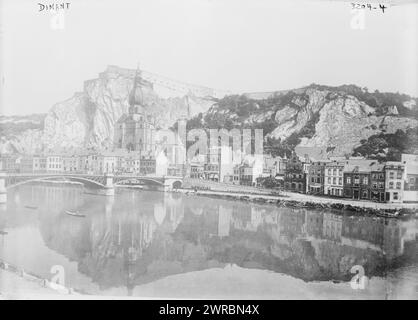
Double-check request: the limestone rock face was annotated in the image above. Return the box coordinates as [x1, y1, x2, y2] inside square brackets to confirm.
[0, 66, 219, 153]
[195, 85, 418, 157]
[298, 96, 417, 155]
[0, 114, 46, 153]
[43, 93, 89, 152]
[1, 72, 417, 157]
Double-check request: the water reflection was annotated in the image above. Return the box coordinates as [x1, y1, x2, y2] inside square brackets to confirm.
[1, 184, 417, 296]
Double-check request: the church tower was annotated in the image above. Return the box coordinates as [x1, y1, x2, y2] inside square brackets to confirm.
[114, 64, 156, 154]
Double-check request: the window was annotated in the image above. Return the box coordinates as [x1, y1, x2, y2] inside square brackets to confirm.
[363, 177, 368, 185]
[389, 181, 394, 189]
[339, 178, 342, 185]
[328, 177, 331, 184]
[379, 182, 384, 189]
[373, 183, 377, 189]
[333, 177, 336, 184]
[397, 172, 402, 179]
[389, 171, 394, 179]
[328, 169, 331, 175]
[362, 190, 368, 198]
[396, 182, 401, 189]
[347, 177, 351, 184]
[393, 192, 399, 200]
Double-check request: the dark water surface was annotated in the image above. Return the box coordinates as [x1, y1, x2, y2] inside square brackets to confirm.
[0, 184, 417, 299]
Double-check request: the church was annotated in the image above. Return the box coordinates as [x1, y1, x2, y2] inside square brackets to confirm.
[114, 66, 156, 155]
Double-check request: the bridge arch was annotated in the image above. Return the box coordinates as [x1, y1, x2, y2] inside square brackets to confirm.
[172, 180, 182, 189]
[113, 177, 164, 186]
[164, 179, 182, 190]
[6, 176, 106, 189]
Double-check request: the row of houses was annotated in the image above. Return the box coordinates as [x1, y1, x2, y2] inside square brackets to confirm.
[285, 151, 418, 204]
[1, 145, 417, 203]
[0, 151, 160, 176]
[187, 146, 418, 204]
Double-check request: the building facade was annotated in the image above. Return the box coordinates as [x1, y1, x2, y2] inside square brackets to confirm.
[324, 161, 344, 197]
[284, 152, 308, 193]
[308, 161, 328, 195]
[370, 164, 385, 202]
[343, 163, 372, 200]
[384, 161, 404, 203]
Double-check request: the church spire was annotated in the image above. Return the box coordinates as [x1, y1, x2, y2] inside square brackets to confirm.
[128, 62, 145, 112]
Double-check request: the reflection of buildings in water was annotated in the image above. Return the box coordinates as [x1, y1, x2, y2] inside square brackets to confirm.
[163, 193, 184, 232]
[382, 219, 406, 260]
[341, 216, 384, 252]
[250, 207, 264, 231]
[303, 211, 323, 239]
[154, 203, 166, 226]
[217, 205, 232, 238]
[31, 185, 82, 210]
[13, 192, 20, 205]
[322, 213, 342, 241]
[230, 205, 251, 231]
[278, 210, 305, 238]
[32, 184, 418, 290]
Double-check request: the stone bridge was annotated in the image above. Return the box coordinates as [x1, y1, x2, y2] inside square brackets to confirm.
[0, 172, 183, 203]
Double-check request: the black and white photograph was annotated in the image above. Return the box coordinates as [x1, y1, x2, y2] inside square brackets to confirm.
[0, 0, 417, 303]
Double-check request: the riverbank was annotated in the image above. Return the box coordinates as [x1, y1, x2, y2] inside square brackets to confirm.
[175, 187, 418, 217]
[0, 260, 81, 299]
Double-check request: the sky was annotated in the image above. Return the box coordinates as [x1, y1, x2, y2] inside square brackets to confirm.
[0, 0, 417, 116]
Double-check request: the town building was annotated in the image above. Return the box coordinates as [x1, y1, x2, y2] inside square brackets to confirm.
[202, 146, 235, 182]
[62, 154, 79, 173]
[384, 161, 404, 203]
[19, 155, 37, 173]
[324, 161, 344, 197]
[370, 163, 385, 202]
[45, 155, 63, 173]
[97, 152, 119, 174]
[0, 154, 20, 173]
[189, 162, 204, 179]
[167, 164, 186, 177]
[308, 161, 329, 195]
[139, 156, 156, 175]
[284, 151, 308, 193]
[343, 160, 374, 200]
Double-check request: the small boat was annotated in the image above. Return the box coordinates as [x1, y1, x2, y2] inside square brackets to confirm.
[65, 210, 86, 218]
[0, 230, 8, 235]
[25, 205, 38, 210]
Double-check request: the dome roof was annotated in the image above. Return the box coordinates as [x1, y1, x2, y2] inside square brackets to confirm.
[128, 68, 146, 107]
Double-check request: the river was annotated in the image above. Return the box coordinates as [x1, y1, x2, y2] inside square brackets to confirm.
[0, 184, 417, 299]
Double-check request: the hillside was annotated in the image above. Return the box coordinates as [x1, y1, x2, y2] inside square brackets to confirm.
[1, 73, 417, 159]
[186, 84, 418, 158]
[0, 66, 219, 154]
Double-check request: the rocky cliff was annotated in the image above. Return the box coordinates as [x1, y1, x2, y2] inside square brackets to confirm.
[0, 66, 219, 153]
[188, 84, 418, 157]
[1, 72, 417, 158]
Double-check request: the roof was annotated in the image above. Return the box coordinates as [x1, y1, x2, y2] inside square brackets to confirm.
[294, 146, 328, 162]
[343, 159, 382, 173]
